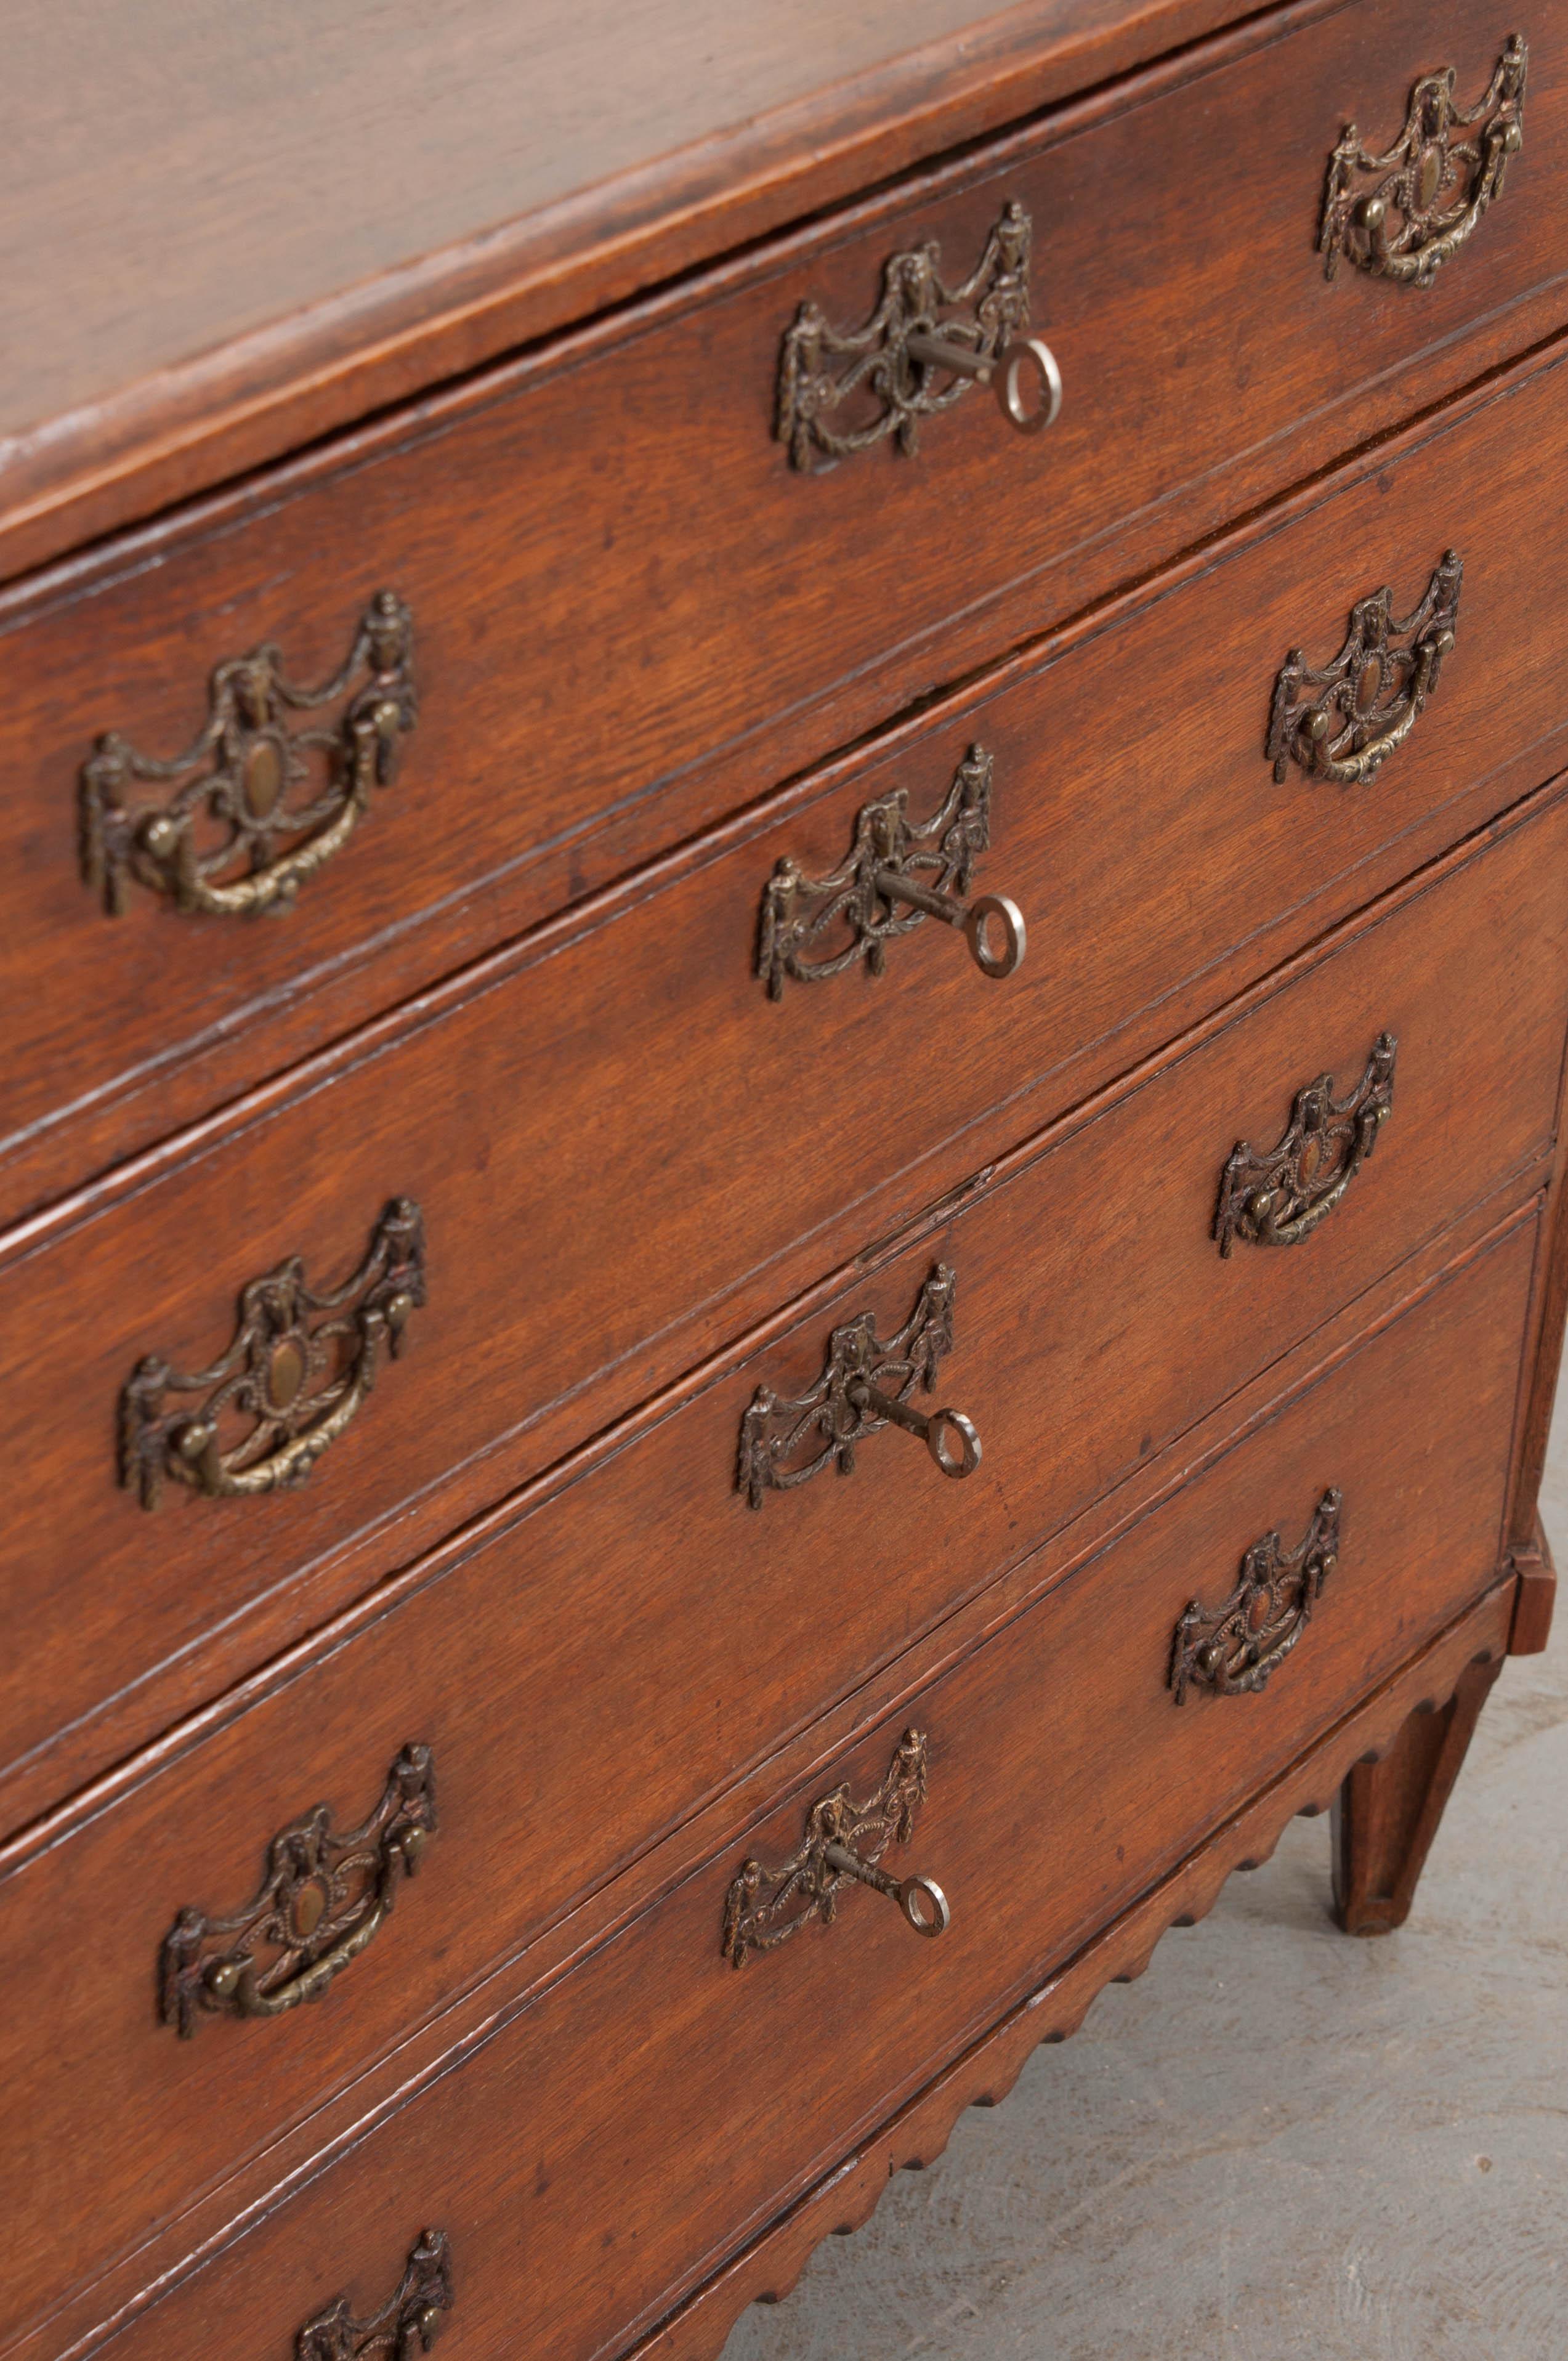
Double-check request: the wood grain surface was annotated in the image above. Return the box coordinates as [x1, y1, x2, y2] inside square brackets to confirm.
[1, 1176, 1527, 2361]
[7, 244, 1568, 1236]
[628, 1577, 1519, 2361]
[0, 786, 1556, 2336]
[5, 4, 1564, 2357]
[3, 777, 1564, 1838]
[54, 1226, 1532, 2361]
[0, 0, 1328, 578]
[12, 322, 1568, 1236]
[12, 774, 1568, 1841]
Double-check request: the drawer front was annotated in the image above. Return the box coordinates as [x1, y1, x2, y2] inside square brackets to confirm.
[5, 781, 1566, 1813]
[2, 5, 1564, 1211]
[10, 485, 1568, 1826]
[2, 800, 1561, 2325]
[78, 1213, 1535, 2361]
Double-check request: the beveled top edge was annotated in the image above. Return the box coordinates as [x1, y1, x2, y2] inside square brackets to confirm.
[0, 0, 1267, 589]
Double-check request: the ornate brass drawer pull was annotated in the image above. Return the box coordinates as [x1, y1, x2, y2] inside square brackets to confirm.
[160, 1744, 436, 2036]
[81, 589, 416, 917]
[121, 1197, 425, 1510]
[722, 1729, 949, 1967]
[1171, 1491, 1341, 1701]
[738, 1263, 980, 1509]
[1215, 1033, 1396, 1255]
[1268, 553, 1461, 787]
[1321, 37, 1527, 288]
[759, 745, 1024, 994]
[777, 199, 1061, 472]
[295, 2228, 452, 2361]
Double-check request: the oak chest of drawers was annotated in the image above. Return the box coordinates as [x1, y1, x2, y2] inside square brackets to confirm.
[3, 5, 1564, 2357]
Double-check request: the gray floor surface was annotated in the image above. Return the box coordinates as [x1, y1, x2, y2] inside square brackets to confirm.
[722, 1390, 1568, 2360]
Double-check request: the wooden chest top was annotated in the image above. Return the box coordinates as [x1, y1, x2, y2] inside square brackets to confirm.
[1, 0, 1282, 577]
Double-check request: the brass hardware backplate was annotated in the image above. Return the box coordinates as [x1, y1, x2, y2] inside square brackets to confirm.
[738, 1264, 980, 1508]
[1214, 1034, 1396, 1255]
[81, 589, 416, 917]
[722, 1728, 947, 1966]
[1171, 1491, 1342, 1701]
[294, 2227, 452, 2361]
[759, 746, 1023, 994]
[1267, 553, 1461, 787]
[1321, 37, 1527, 287]
[121, 1197, 425, 1509]
[160, 1744, 437, 2036]
[777, 200, 1049, 470]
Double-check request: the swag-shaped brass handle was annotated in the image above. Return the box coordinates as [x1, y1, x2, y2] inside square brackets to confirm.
[81, 589, 416, 917]
[759, 745, 1025, 995]
[1267, 554, 1461, 787]
[120, 1199, 424, 1509]
[294, 2230, 452, 2361]
[1321, 37, 1527, 288]
[1214, 1034, 1396, 1255]
[777, 199, 1061, 472]
[1171, 1491, 1341, 1701]
[737, 1263, 980, 1508]
[722, 1729, 950, 1967]
[160, 1745, 437, 2035]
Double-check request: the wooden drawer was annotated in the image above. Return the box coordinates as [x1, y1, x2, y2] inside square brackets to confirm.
[61, 1212, 1536, 2361]
[5, 779, 1565, 1823]
[2, 5, 1563, 1216]
[10, 431, 1568, 1832]
[1, 799, 1560, 2329]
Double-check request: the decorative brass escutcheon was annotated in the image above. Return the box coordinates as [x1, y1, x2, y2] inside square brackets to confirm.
[160, 1744, 437, 2036]
[121, 1198, 425, 1509]
[294, 2228, 452, 2361]
[1267, 553, 1461, 787]
[737, 1264, 980, 1509]
[80, 589, 416, 917]
[1171, 1491, 1342, 1701]
[1214, 1034, 1396, 1255]
[777, 199, 1061, 471]
[758, 746, 1024, 995]
[722, 1729, 949, 1967]
[1321, 36, 1527, 288]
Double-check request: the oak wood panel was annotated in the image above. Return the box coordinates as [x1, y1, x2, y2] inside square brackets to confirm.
[0, 0, 1280, 581]
[67, 1223, 1534, 2361]
[2, 776, 1564, 1831]
[14, 311, 1568, 1241]
[2, 6, 1564, 1217]
[8, 339, 1568, 1242]
[631, 1581, 1518, 2361]
[3, 1188, 1524, 2361]
[0, 825, 1556, 2328]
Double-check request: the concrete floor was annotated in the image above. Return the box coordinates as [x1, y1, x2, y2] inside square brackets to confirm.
[724, 1390, 1568, 2360]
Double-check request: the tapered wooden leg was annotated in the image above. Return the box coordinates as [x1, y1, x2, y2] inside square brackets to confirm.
[1508, 1516, 1557, 1656]
[1331, 1654, 1502, 1937]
